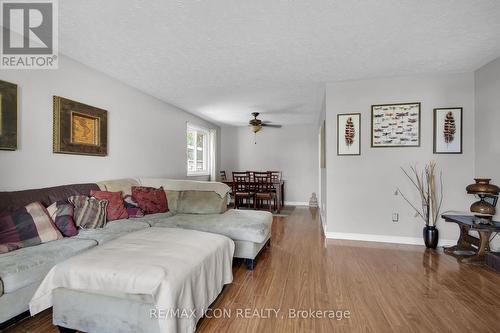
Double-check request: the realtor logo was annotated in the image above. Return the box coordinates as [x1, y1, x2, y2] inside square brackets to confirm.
[1, 0, 58, 69]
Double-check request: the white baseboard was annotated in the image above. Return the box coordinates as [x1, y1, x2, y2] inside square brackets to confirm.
[325, 232, 455, 247]
[285, 201, 309, 206]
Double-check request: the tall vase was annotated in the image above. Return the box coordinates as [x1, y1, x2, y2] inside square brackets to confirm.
[423, 226, 439, 249]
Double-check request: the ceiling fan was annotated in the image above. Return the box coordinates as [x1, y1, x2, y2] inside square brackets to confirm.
[248, 112, 282, 133]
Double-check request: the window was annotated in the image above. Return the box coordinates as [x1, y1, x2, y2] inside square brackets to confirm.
[187, 124, 211, 176]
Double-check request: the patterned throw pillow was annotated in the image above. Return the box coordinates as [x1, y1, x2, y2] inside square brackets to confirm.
[68, 195, 108, 229]
[0, 243, 22, 253]
[131, 186, 168, 215]
[90, 190, 128, 221]
[46, 200, 78, 237]
[123, 195, 145, 218]
[0, 202, 63, 253]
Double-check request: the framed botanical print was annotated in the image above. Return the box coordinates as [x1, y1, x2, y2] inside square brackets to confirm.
[0, 80, 18, 150]
[433, 107, 462, 154]
[337, 113, 361, 156]
[371, 102, 420, 147]
[53, 96, 108, 156]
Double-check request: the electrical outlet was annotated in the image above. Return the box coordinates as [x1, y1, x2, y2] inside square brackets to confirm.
[392, 213, 399, 222]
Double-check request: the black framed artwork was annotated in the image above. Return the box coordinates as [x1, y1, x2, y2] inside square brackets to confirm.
[0, 80, 18, 150]
[433, 107, 462, 154]
[337, 113, 361, 156]
[371, 102, 420, 147]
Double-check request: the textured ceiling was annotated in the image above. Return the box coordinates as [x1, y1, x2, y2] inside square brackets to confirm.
[59, 0, 500, 126]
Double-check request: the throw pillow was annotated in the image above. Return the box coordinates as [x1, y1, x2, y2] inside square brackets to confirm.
[68, 195, 108, 229]
[123, 195, 145, 218]
[46, 200, 78, 237]
[0, 243, 22, 253]
[0, 202, 63, 253]
[125, 207, 144, 218]
[90, 190, 128, 221]
[131, 186, 168, 215]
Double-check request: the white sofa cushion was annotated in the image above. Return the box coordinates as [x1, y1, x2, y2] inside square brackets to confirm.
[138, 178, 230, 198]
[96, 178, 139, 196]
[0, 238, 96, 294]
[150, 209, 272, 244]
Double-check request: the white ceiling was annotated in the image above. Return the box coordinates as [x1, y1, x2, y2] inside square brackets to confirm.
[59, 0, 500, 126]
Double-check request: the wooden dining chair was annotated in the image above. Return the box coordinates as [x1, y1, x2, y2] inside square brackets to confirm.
[232, 172, 254, 209]
[254, 171, 276, 212]
[220, 170, 227, 181]
[245, 171, 257, 197]
[268, 171, 282, 182]
[267, 171, 282, 208]
[247, 171, 255, 182]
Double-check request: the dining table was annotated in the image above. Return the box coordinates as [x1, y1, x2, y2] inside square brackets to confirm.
[222, 179, 285, 213]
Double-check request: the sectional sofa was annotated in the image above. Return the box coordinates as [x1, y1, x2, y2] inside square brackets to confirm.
[0, 178, 272, 326]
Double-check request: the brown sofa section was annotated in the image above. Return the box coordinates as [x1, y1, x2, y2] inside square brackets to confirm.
[0, 183, 100, 214]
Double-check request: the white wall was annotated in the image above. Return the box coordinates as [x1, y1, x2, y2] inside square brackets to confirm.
[325, 73, 476, 244]
[0, 56, 219, 190]
[475, 57, 500, 184]
[220, 124, 318, 204]
[475, 56, 500, 250]
[219, 125, 239, 177]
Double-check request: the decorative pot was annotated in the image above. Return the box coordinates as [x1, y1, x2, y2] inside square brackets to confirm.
[470, 200, 496, 216]
[466, 178, 500, 194]
[466, 178, 499, 220]
[423, 226, 439, 249]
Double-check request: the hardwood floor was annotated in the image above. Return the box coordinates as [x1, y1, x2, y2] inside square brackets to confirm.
[4, 207, 500, 333]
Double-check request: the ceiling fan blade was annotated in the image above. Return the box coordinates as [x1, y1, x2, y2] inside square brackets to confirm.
[261, 124, 282, 128]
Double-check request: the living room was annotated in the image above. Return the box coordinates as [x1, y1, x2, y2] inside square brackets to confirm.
[1, 1, 500, 333]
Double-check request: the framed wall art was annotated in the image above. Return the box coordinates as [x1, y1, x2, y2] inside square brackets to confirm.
[433, 107, 462, 154]
[371, 102, 420, 147]
[53, 96, 108, 156]
[337, 113, 361, 156]
[0, 80, 18, 150]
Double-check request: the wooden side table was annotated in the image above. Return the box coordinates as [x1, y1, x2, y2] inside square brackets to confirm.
[442, 215, 500, 263]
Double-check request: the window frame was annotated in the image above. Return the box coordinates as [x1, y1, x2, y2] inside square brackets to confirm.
[186, 123, 211, 176]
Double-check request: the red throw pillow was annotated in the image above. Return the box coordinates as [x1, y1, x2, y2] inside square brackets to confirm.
[90, 190, 128, 221]
[131, 186, 168, 215]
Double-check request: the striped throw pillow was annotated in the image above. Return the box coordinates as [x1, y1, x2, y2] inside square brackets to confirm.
[46, 200, 78, 237]
[0, 202, 63, 253]
[68, 196, 108, 229]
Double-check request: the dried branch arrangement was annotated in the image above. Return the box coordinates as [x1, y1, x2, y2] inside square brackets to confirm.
[396, 162, 443, 227]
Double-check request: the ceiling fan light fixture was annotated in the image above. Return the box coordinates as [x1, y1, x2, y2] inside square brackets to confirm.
[251, 124, 262, 133]
[248, 112, 280, 135]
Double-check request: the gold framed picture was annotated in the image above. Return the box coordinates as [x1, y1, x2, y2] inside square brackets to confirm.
[53, 96, 107, 156]
[0, 80, 18, 150]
